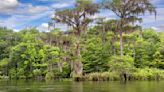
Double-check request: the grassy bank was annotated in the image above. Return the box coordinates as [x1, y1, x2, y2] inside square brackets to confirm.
[1, 68, 164, 81]
[83, 68, 164, 81]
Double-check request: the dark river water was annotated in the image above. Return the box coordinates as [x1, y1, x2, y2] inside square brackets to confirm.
[0, 80, 163, 92]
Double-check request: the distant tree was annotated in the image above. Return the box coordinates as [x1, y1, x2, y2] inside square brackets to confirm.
[53, 0, 99, 78]
[103, 0, 156, 57]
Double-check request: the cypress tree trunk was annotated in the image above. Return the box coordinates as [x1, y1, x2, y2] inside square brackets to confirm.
[72, 34, 83, 79]
[120, 31, 123, 58]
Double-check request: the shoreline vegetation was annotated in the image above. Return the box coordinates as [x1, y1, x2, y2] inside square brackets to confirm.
[1, 67, 164, 81]
[1, 68, 164, 81]
[0, 0, 164, 82]
[0, 28, 164, 81]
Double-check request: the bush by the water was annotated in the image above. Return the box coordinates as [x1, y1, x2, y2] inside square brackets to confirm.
[131, 68, 164, 80]
[84, 68, 164, 81]
[84, 72, 120, 81]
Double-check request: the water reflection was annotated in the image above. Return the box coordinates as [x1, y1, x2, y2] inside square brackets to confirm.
[0, 80, 163, 92]
[71, 82, 83, 92]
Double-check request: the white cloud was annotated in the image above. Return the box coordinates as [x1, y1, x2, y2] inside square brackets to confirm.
[13, 29, 20, 32]
[151, 0, 162, 4]
[154, 25, 164, 32]
[37, 23, 49, 32]
[0, 0, 52, 30]
[150, 25, 164, 32]
[0, 0, 74, 31]
[0, 0, 50, 15]
[37, 22, 68, 32]
[41, 23, 49, 28]
[38, 0, 58, 1]
[1, 0, 163, 31]
[151, 26, 159, 30]
[54, 23, 68, 31]
[143, 8, 164, 22]
[38, 0, 52, 1]
[0, 0, 19, 13]
[18, 4, 49, 14]
[1, 3, 50, 15]
[51, 1, 74, 9]
[91, 9, 116, 19]
[0, 11, 52, 29]
[140, 7, 164, 28]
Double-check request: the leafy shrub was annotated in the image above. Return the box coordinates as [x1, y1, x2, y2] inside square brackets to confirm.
[85, 72, 120, 81]
[45, 72, 54, 80]
[108, 55, 134, 73]
[9, 69, 17, 79]
[131, 68, 164, 80]
[0, 76, 9, 79]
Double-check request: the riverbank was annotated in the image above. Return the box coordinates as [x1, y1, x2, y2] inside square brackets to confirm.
[83, 68, 164, 81]
[1, 68, 164, 81]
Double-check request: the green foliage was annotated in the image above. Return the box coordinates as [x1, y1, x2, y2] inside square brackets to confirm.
[152, 51, 164, 69]
[33, 69, 41, 76]
[0, 25, 164, 81]
[0, 28, 61, 79]
[81, 28, 112, 73]
[142, 29, 160, 43]
[108, 55, 134, 73]
[0, 58, 8, 66]
[131, 68, 164, 80]
[52, 62, 71, 79]
[45, 72, 54, 80]
[134, 29, 160, 68]
[84, 68, 164, 81]
[85, 72, 120, 81]
[0, 0, 161, 81]
[9, 68, 17, 79]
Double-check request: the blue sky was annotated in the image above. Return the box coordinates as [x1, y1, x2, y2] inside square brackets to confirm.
[0, 0, 164, 31]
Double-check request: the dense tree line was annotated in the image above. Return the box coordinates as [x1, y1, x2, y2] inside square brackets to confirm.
[0, 0, 164, 80]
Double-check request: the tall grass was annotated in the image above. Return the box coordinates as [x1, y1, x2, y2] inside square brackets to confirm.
[131, 68, 164, 80]
[84, 68, 164, 81]
[84, 72, 120, 81]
